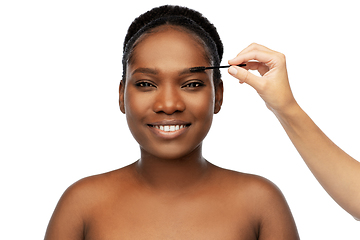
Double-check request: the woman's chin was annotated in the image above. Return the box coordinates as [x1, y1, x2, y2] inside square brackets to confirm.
[140, 143, 202, 161]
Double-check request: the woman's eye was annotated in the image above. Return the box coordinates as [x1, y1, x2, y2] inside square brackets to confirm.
[183, 81, 205, 88]
[135, 81, 155, 88]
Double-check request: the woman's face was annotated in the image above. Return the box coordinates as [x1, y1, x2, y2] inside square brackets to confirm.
[120, 26, 223, 160]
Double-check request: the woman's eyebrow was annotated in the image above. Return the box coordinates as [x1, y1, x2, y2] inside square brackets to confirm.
[131, 68, 158, 76]
[179, 68, 208, 76]
[131, 67, 208, 76]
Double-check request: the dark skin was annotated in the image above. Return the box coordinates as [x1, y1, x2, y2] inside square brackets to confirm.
[45, 26, 299, 240]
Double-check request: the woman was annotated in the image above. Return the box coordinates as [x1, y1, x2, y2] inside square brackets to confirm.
[44, 5, 299, 239]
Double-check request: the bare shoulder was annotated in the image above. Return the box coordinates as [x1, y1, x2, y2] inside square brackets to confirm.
[44, 163, 136, 240]
[212, 166, 283, 198]
[74, 163, 134, 193]
[210, 166, 300, 240]
[60, 163, 135, 206]
[209, 166, 289, 215]
[214, 166, 291, 210]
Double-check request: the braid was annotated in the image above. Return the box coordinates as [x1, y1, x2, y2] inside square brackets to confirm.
[122, 5, 223, 85]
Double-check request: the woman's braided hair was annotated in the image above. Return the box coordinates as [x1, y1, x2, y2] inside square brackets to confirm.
[122, 5, 223, 86]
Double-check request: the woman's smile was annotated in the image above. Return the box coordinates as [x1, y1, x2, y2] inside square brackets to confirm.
[147, 120, 191, 140]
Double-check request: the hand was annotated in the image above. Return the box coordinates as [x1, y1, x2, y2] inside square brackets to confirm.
[228, 43, 297, 114]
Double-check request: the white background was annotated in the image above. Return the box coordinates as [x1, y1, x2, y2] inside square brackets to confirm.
[1, 0, 359, 239]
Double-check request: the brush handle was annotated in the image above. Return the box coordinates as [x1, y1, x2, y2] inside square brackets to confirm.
[205, 64, 246, 70]
[189, 64, 246, 73]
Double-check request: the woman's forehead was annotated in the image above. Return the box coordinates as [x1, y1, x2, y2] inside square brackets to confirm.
[128, 27, 211, 68]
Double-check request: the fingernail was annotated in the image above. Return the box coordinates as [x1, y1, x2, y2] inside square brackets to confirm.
[228, 66, 238, 75]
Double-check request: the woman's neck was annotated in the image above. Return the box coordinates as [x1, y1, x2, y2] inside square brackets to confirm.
[134, 144, 211, 193]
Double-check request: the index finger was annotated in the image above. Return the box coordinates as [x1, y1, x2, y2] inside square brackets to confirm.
[228, 43, 284, 68]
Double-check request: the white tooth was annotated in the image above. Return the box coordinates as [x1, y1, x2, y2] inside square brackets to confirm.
[157, 124, 187, 132]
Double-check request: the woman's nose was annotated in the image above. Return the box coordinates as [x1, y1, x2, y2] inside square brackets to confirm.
[152, 86, 186, 115]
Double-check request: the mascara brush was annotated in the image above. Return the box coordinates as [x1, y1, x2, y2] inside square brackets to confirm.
[189, 64, 246, 73]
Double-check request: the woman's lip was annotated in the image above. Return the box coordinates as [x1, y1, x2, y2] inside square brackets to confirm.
[147, 120, 191, 126]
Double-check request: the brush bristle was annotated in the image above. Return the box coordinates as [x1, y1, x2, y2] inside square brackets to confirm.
[189, 66, 206, 72]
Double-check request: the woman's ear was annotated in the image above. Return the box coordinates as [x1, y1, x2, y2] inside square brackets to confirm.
[119, 80, 125, 114]
[214, 80, 223, 114]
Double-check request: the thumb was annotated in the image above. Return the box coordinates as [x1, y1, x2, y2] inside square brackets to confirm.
[228, 66, 261, 89]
